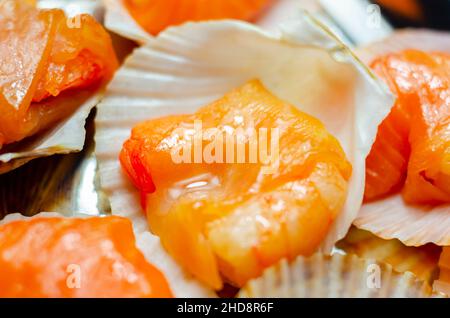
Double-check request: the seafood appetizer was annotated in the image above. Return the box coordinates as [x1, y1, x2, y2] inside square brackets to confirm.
[354, 31, 450, 247]
[96, 15, 392, 293]
[364, 50, 449, 204]
[123, 0, 271, 35]
[120, 80, 352, 289]
[0, 0, 118, 173]
[0, 0, 447, 300]
[0, 215, 172, 297]
[103, 0, 317, 43]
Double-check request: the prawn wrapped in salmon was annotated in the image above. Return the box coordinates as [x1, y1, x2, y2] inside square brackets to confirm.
[355, 32, 450, 247]
[120, 80, 352, 289]
[0, 215, 172, 298]
[364, 50, 450, 204]
[0, 1, 118, 153]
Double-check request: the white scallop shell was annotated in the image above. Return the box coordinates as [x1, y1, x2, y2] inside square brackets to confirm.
[356, 29, 450, 64]
[354, 30, 450, 247]
[103, 0, 152, 43]
[95, 14, 393, 292]
[0, 92, 101, 174]
[355, 196, 450, 246]
[238, 253, 442, 298]
[102, 0, 322, 43]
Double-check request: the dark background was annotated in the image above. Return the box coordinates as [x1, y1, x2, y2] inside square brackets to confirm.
[374, 0, 450, 30]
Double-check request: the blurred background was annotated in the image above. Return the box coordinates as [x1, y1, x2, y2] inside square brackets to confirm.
[373, 0, 450, 30]
[36, 0, 450, 31]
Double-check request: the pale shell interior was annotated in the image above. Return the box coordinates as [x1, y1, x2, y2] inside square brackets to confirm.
[337, 227, 441, 283]
[238, 253, 439, 298]
[0, 92, 101, 174]
[103, 0, 322, 43]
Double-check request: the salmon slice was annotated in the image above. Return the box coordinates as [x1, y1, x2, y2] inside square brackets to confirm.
[364, 50, 450, 204]
[0, 216, 172, 298]
[0, 1, 118, 148]
[124, 0, 271, 35]
[402, 52, 450, 204]
[120, 80, 352, 289]
[375, 0, 423, 21]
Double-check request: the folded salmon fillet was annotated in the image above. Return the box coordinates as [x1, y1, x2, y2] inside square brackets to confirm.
[365, 50, 450, 205]
[0, 1, 118, 148]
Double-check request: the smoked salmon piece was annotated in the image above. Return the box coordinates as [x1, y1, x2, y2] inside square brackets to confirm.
[0, 216, 172, 298]
[124, 0, 271, 35]
[120, 80, 352, 289]
[0, 1, 118, 148]
[375, 0, 423, 21]
[364, 50, 450, 204]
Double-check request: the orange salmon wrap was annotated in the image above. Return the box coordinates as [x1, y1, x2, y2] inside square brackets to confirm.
[0, 1, 118, 148]
[0, 216, 172, 298]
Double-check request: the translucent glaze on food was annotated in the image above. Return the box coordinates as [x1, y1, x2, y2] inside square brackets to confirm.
[120, 80, 352, 289]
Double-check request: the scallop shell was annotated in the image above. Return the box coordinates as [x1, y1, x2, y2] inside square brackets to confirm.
[135, 231, 216, 298]
[434, 247, 450, 296]
[355, 196, 450, 247]
[0, 212, 215, 298]
[0, 113, 111, 219]
[337, 227, 441, 284]
[238, 253, 441, 298]
[0, 212, 64, 224]
[102, 0, 322, 43]
[0, 91, 101, 175]
[356, 29, 450, 64]
[352, 30, 450, 247]
[95, 13, 393, 293]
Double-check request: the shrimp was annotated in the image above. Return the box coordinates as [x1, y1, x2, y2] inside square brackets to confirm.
[120, 80, 352, 289]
